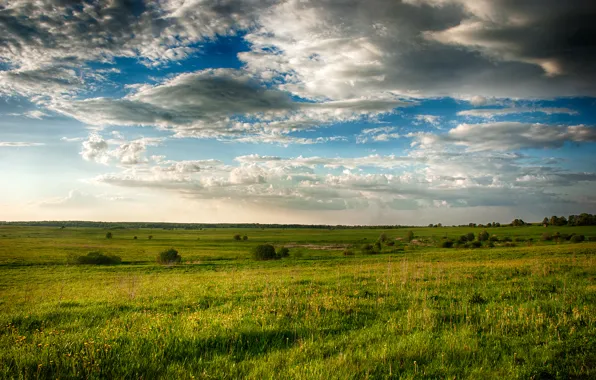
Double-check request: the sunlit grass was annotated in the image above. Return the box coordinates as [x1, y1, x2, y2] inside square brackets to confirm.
[1, 226, 595, 378]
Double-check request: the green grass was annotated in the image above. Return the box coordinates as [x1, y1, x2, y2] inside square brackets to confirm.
[1, 225, 596, 379]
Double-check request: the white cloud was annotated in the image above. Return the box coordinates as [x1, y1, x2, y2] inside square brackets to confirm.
[0, 141, 45, 147]
[457, 107, 578, 118]
[411, 122, 596, 152]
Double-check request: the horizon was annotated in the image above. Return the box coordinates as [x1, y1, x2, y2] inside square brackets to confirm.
[2, 0, 596, 224]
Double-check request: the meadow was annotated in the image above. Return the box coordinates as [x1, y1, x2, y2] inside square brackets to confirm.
[1, 225, 596, 379]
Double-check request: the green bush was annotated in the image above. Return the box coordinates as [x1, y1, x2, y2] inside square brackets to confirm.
[157, 248, 181, 265]
[361, 243, 377, 254]
[406, 231, 414, 242]
[242, 235, 248, 241]
[105, 232, 112, 239]
[69, 251, 121, 265]
[233, 234, 242, 241]
[478, 230, 489, 242]
[278, 247, 290, 258]
[470, 241, 482, 248]
[440, 240, 454, 248]
[489, 235, 499, 242]
[502, 236, 513, 242]
[385, 241, 395, 246]
[458, 235, 468, 243]
[252, 244, 277, 260]
[542, 232, 553, 241]
[466, 232, 475, 242]
[588, 236, 596, 242]
[570, 235, 585, 243]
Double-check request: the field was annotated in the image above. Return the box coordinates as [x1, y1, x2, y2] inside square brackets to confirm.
[1, 225, 596, 379]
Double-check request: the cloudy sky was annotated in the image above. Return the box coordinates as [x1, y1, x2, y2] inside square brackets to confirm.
[1, 0, 596, 224]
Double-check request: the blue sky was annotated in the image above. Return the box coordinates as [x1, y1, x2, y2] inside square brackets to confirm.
[1, 0, 596, 224]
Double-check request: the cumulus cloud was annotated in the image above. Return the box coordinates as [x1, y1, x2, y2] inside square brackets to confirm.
[80, 133, 161, 165]
[411, 122, 596, 151]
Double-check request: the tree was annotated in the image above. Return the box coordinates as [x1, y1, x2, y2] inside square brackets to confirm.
[466, 232, 475, 241]
[233, 234, 242, 241]
[542, 217, 549, 226]
[148, 235, 153, 240]
[252, 244, 277, 260]
[157, 248, 181, 264]
[378, 232, 388, 243]
[478, 230, 489, 242]
[406, 231, 414, 242]
[105, 232, 112, 239]
[278, 247, 290, 257]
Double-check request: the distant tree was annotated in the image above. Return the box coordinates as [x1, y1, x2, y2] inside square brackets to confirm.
[233, 234, 242, 241]
[133, 236, 137, 240]
[406, 231, 415, 242]
[378, 232, 388, 243]
[428, 224, 434, 227]
[511, 219, 526, 227]
[495, 222, 501, 227]
[148, 235, 153, 240]
[478, 230, 489, 242]
[437, 223, 442, 228]
[157, 248, 181, 265]
[242, 235, 248, 241]
[105, 232, 112, 239]
[252, 244, 277, 260]
[542, 217, 549, 226]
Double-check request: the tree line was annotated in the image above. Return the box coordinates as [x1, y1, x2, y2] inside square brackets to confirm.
[542, 213, 596, 227]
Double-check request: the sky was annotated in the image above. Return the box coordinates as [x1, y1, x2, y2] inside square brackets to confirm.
[1, 0, 596, 225]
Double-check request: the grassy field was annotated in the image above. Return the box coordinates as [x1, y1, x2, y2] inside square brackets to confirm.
[1, 225, 596, 379]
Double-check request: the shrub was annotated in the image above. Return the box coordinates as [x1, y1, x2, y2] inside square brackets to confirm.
[278, 247, 290, 258]
[374, 241, 382, 252]
[233, 234, 242, 241]
[252, 244, 277, 261]
[570, 235, 585, 243]
[514, 237, 525, 242]
[148, 235, 153, 240]
[70, 251, 121, 265]
[588, 236, 596, 242]
[105, 232, 113, 239]
[487, 241, 495, 248]
[489, 235, 499, 242]
[440, 240, 454, 248]
[133, 236, 137, 240]
[458, 235, 468, 243]
[502, 236, 512, 242]
[542, 232, 553, 241]
[242, 235, 248, 241]
[406, 231, 415, 242]
[471, 241, 482, 248]
[385, 241, 395, 246]
[478, 230, 489, 242]
[361, 243, 377, 255]
[466, 232, 475, 242]
[378, 232, 388, 243]
[157, 248, 181, 265]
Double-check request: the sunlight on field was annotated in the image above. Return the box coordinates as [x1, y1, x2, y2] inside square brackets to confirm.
[1, 226, 596, 378]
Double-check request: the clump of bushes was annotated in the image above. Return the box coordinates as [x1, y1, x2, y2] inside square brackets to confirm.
[440, 239, 454, 248]
[252, 244, 278, 260]
[278, 247, 290, 258]
[69, 251, 121, 265]
[542, 232, 553, 241]
[243, 235, 248, 241]
[105, 232, 113, 239]
[570, 235, 585, 243]
[157, 248, 181, 265]
[470, 241, 482, 248]
[233, 234, 242, 241]
[466, 232, 475, 242]
[361, 243, 378, 254]
[588, 236, 596, 242]
[478, 230, 489, 242]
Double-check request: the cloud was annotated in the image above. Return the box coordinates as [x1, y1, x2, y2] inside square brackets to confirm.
[356, 127, 401, 144]
[457, 107, 579, 118]
[411, 122, 596, 151]
[0, 141, 45, 147]
[51, 69, 413, 143]
[80, 134, 161, 165]
[239, 0, 596, 100]
[38, 189, 131, 208]
[414, 114, 441, 126]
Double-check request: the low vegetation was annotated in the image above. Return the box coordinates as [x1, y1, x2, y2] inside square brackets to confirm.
[67, 251, 122, 265]
[0, 224, 595, 378]
[156, 248, 182, 265]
